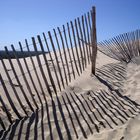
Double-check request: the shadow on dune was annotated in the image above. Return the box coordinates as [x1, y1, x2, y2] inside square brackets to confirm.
[1, 87, 140, 140]
[0, 62, 140, 140]
[95, 62, 140, 107]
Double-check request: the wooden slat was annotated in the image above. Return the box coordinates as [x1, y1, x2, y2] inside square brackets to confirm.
[88, 12, 92, 31]
[0, 95, 12, 124]
[81, 15, 90, 63]
[109, 38, 128, 61]
[37, 35, 57, 95]
[0, 117, 6, 130]
[136, 30, 140, 54]
[137, 30, 140, 54]
[19, 42, 43, 106]
[70, 21, 82, 73]
[11, 45, 39, 109]
[77, 17, 87, 68]
[74, 19, 85, 71]
[52, 29, 67, 87]
[43, 32, 63, 91]
[67, 22, 80, 76]
[48, 32, 67, 87]
[57, 27, 71, 84]
[115, 35, 130, 60]
[91, 7, 97, 75]
[98, 41, 120, 60]
[63, 25, 75, 80]
[0, 73, 22, 119]
[134, 30, 139, 56]
[88, 11, 92, 57]
[101, 40, 122, 61]
[122, 33, 132, 59]
[115, 36, 130, 60]
[0, 52, 28, 116]
[84, 14, 92, 60]
[32, 37, 53, 99]
[4, 47, 34, 112]
[25, 39, 47, 103]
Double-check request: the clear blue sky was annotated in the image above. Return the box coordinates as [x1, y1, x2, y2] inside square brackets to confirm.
[0, 0, 140, 48]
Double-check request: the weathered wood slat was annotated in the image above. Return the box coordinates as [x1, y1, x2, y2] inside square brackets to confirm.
[0, 52, 28, 116]
[81, 15, 90, 63]
[52, 29, 67, 87]
[123, 33, 133, 59]
[0, 74, 22, 119]
[0, 95, 13, 124]
[32, 37, 53, 99]
[0, 117, 6, 130]
[48, 32, 67, 87]
[67, 22, 80, 76]
[25, 39, 47, 103]
[63, 25, 75, 80]
[75, 19, 85, 71]
[19, 42, 43, 106]
[4, 47, 34, 112]
[88, 11, 92, 58]
[43, 33, 62, 92]
[57, 27, 71, 84]
[84, 14, 92, 60]
[70, 21, 82, 73]
[88, 12, 92, 31]
[37, 35, 57, 95]
[91, 7, 97, 75]
[11, 45, 39, 109]
[77, 17, 87, 68]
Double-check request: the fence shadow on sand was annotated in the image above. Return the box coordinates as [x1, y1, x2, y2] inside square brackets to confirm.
[0, 87, 140, 140]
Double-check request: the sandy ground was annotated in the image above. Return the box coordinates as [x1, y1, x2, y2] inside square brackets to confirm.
[0, 50, 140, 140]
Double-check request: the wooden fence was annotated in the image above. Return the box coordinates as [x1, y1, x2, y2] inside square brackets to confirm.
[0, 6, 97, 131]
[1, 62, 140, 139]
[98, 29, 140, 63]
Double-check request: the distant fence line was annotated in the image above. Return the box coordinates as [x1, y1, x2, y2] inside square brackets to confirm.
[0, 6, 97, 131]
[98, 29, 140, 63]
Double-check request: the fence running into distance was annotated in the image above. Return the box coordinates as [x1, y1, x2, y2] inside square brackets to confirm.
[98, 29, 140, 63]
[0, 7, 97, 131]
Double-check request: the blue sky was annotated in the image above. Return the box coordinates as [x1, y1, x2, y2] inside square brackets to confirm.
[0, 0, 140, 48]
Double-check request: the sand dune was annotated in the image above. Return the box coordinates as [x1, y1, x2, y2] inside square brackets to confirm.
[0, 50, 140, 140]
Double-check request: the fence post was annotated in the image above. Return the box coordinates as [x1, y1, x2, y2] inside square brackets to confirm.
[91, 6, 97, 75]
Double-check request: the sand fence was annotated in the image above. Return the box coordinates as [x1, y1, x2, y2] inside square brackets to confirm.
[0, 7, 97, 132]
